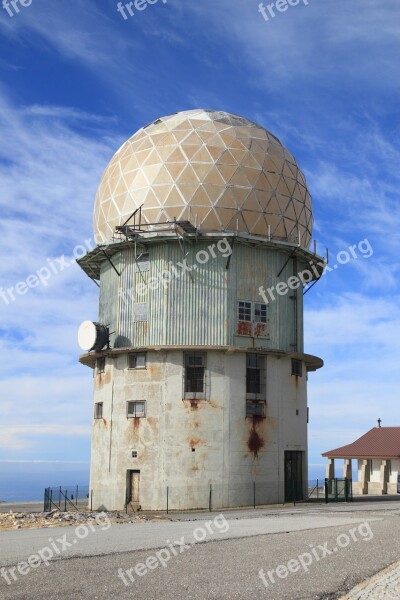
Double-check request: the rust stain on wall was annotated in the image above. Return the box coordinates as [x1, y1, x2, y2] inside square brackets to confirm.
[209, 400, 222, 410]
[102, 419, 108, 427]
[133, 417, 140, 431]
[254, 323, 267, 337]
[237, 321, 252, 336]
[247, 416, 265, 457]
[189, 438, 203, 448]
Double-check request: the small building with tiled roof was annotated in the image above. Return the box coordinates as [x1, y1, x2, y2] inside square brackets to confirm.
[322, 424, 400, 495]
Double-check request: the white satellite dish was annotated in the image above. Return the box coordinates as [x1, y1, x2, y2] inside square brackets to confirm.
[78, 321, 109, 352]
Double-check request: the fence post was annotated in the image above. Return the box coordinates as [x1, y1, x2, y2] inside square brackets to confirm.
[209, 484, 212, 512]
[64, 490, 67, 512]
[90, 489, 93, 512]
[253, 481, 256, 509]
[59, 486, 61, 509]
[167, 486, 169, 515]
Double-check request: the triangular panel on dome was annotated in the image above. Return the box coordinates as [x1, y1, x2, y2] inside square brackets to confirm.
[203, 184, 224, 204]
[217, 207, 240, 229]
[191, 146, 214, 164]
[216, 164, 238, 183]
[181, 131, 204, 146]
[189, 185, 213, 207]
[152, 184, 172, 205]
[176, 183, 200, 203]
[242, 191, 262, 213]
[202, 209, 222, 230]
[142, 164, 164, 186]
[176, 164, 199, 185]
[120, 154, 139, 173]
[191, 162, 213, 181]
[143, 188, 162, 210]
[252, 214, 269, 237]
[164, 186, 185, 208]
[264, 195, 283, 216]
[203, 167, 226, 186]
[164, 162, 186, 180]
[283, 200, 297, 222]
[216, 189, 239, 210]
[241, 151, 263, 170]
[242, 210, 260, 232]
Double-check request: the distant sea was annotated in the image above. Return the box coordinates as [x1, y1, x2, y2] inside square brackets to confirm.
[0, 462, 90, 503]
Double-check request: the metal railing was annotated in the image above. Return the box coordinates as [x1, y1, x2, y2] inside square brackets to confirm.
[44, 486, 90, 512]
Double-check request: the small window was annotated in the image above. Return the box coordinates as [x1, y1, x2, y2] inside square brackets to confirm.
[246, 401, 266, 417]
[131, 450, 138, 458]
[136, 253, 149, 272]
[254, 303, 268, 324]
[238, 301, 252, 322]
[128, 353, 146, 369]
[94, 402, 103, 419]
[291, 359, 303, 377]
[184, 353, 206, 398]
[97, 358, 105, 374]
[246, 354, 265, 399]
[127, 401, 146, 418]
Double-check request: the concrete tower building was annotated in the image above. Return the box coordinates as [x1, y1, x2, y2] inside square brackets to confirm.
[78, 109, 323, 511]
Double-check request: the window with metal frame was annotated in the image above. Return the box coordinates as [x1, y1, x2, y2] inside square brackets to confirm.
[184, 353, 206, 398]
[246, 354, 266, 399]
[128, 353, 146, 369]
[94, 402, 103, 419]
[238, 301, 252, 322]
[127, 401, 146, 418]
[97, 357, 105, 374]
[291, 358, 303, 377]
[254, 302, 268, 324]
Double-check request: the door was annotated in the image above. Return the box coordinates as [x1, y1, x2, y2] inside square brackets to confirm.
[285, 451, 304, 502]
[128, 470, 140, 504]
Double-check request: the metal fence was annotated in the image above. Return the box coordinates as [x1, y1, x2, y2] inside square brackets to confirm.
[43, 486, 90, 512]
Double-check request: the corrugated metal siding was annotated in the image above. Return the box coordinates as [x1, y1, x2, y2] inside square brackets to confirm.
[148, 243, 227, 346]
[99, 257, 121, 348]
[98, 240, 308, 351]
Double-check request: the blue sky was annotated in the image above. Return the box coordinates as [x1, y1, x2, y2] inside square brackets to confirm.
[0, 0, 399, 476]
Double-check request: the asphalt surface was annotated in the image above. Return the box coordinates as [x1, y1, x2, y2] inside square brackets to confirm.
[1, 502, 400, 599]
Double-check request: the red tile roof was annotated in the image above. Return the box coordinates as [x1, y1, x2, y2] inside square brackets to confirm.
[322, 427, 400, 459]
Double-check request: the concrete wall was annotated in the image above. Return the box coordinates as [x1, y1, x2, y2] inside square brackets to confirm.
[89, 349, 308, 510]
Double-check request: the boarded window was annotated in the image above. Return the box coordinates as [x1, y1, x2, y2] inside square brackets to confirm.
[246, 401, 266, 418]
[134, 303, 148, 322]
[94, 402, 103, 419]
[97, 358, 105, 374]
[128, 353, 146, 369]
[136, 253, 149, 272]
[291, 358, 303, 377]
[127, 401, 146, 418]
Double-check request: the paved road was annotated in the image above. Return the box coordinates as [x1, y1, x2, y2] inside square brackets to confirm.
[1, 504, 400, 599]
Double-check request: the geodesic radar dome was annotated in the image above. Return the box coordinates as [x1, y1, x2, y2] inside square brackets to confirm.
[94, 109, 313, 247]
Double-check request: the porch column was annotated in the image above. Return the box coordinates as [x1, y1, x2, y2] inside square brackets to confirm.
[343, 458, 352, 480]
[380, 460, 389, 495]
[360, 459, 370, 495]
[326, 458, 335, 480]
